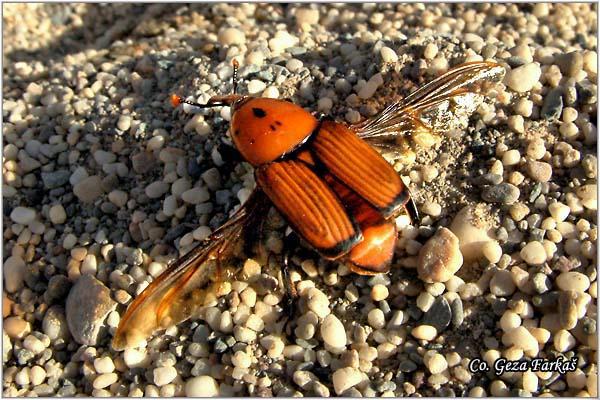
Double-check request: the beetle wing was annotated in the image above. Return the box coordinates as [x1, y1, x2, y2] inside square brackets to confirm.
[112, 189, 268, 350]
[255, 159, 362, 258]
[312, 121, 408, 218]
[354, 61, 505, 142]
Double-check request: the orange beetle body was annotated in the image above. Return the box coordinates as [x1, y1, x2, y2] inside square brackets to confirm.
[228, 96, 413, 274]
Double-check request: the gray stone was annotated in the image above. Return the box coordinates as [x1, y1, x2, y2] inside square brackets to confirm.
[65, 275, 116, 345]
[482, 183, 520, 204]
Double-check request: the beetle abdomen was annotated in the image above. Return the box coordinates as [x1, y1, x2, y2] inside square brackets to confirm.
[311, 121, 409, 218]
[325, 174, 397, 274]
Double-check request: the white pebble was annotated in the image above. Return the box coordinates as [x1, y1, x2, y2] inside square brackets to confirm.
[185, 376, 220, 397]
[10, 207, 36, 225]
[49, 204, 67, 224]
[332, 367, 362, 395]
[549, 202, 570, 222]
[218, 28, 245, 46]
[320, 314, 346, 348]
[181, 187, 210, 204]
[145, 181, 169, 199]
[553, 329, 576, 352]
[93, 373, 118, 389]
[380, 47, 398, 63]
[153, 366, 177, 386]
[247, 80, 266, 94]
[94, 357, 115, 374]
[520, 241, 546, 265]
[424, 351, 448, 374]
[556, 272, 590, 292]
[411, 325, 437, 341]
[503, 63, 542, 93]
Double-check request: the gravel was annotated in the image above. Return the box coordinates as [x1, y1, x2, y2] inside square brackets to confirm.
[3, 3, 597, 398]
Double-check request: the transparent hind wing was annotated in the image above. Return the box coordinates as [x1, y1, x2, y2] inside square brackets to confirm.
[354, 61, 505, 147]
[112, 189, 267, 350]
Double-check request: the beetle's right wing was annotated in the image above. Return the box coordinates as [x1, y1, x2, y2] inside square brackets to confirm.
[112, 188, 268, 350]
[255, 159, 362, 259]
[353, 61, 505, 148]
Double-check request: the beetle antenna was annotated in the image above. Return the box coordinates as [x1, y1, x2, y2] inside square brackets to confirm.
[170, 94, 226, 109]
[232, 59, 239, 94]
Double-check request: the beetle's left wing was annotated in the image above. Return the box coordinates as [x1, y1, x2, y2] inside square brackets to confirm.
[112, 188, 268, 350]
[353, 61, 505, 147]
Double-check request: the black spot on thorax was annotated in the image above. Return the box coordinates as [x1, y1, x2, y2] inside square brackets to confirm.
[252, 108, 267, 118]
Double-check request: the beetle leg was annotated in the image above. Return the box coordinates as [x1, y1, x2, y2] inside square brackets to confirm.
[279, 232, 300, 328]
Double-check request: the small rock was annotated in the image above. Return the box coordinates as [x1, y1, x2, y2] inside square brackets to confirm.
[218, 27, 245, 46]
[145, 181, 169, 199]
[153, 366, 177, 386]
[526, 160, 552, 182]
[503, 63, 541, 92]
[41, 170, 71, 189]
[49, 204, 67, 224]
[380, 47, 398, 63]
[520, 241, 547, 265]
[555, 52, 584, 78]
[411, 325, 438, 341]
[10, 207, 36, 225]
[556, 272, 590, 293]
[449, 205, 495, 262]
[420, 297, 451, 332]
[320, 314, 346, 348]
[185, 376, 220, 397]
[332, 367, 362, 395]
[65, 275, 117, 345]
[417, 227, 463, 283]
[73, 175, 104, 203]
[3, 255, 25, 293]
[3, 316, 31, 339]
[490, 269, 516, 296]
[540, 88, 563, 121]
[482, 183, 520, 204]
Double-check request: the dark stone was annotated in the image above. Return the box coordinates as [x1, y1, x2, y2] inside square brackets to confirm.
[482, 183, 520, 204]
[41, 170, 71, 189]
[540, 88, 563, 121]
[420, 297, 451, 332]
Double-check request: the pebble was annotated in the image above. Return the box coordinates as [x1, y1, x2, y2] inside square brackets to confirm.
[490, 269, 516, 296]
[482, 240, 502, 264]
[94, 357, 115, 374]
[420, 296, 451, 332]
[541, 88, 563, 120]
[482, 183, 520, 204]
[41, 170, 70, 189]
[49, 204, 67, 224]
[218, 27, 245, 46]
[320, 314, 346, 348]
[153, 366, 177, 386]
[294, 8, 319, 26]
[3, 255, 25, 293]
[332, 367, 362, 395]
[247, 80, 267, 94]
[93, 373, 118, 389]
[502, 327, 538, 352]
[503, 63, 541, 92]
[555, 51, 584, 78]
[10, 207, 36, 225]
[526, 160, 552, 182]
[380, 47, 398, 63]
[73, 175, 104, 203]
[145, 181, 169, 199]
[4, 316, 31, 339]
[449, 205, 493, 261]
[185, 376, 220, 397]
[556, 272, 590, 292]
[411, 325, 438, 341]
[182, 187, 210, 204]
[424, 351, 448, 374]
[548, 202, 570, 222]
[520, 241, 547, 265]
[367, 309, 386, 329]
[553, 329, 576, 352]
[417, 227, 463, 283]
[65, 275, 117, 345]
[29, 365, 46, 386]
[371, 284, 389, 301]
